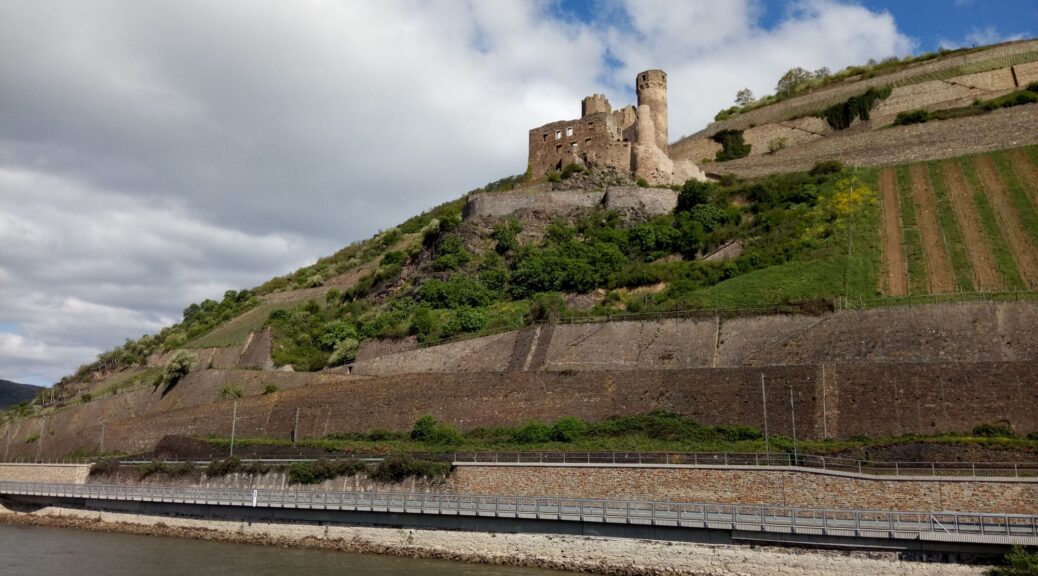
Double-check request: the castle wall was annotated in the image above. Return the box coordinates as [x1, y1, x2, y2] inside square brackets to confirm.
[527, 112, 625, 177]
[463, 186, 676, 220]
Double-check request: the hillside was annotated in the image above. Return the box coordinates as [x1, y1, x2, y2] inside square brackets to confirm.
[3, 43, 1038, 461]
[0, 379, 39, 410]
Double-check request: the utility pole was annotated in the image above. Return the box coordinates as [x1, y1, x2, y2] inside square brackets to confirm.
[35, 418, 45, 463]
[761, 373, 769, 462]
[99, 422, 106, 456]
[790, 387, 799, 466]
[4, 422, 12, 461]
[229, 401, 238, 458]
[292, 408, 300, 448]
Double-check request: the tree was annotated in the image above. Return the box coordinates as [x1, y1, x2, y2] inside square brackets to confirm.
[813, 66, 831, 79]
[734, 88, 755, 106]
[775, 67, 813, 97]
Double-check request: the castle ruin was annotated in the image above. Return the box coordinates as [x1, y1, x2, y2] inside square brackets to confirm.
[527, 69, 706, 185]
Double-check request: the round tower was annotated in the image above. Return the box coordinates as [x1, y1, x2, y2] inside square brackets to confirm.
[636, 69, 668, 152]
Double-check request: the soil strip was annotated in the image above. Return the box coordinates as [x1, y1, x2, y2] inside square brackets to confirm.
[942, 161, 1003, 291]
[975, 156, 1038, 289]
[908, 165, 955, 293]
[879, 168, 908, 296]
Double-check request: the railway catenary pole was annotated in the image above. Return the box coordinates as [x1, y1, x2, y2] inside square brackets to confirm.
[229, 401, 238, 458]
[761, 373, 770, 462]
[790, 387, 798, 466]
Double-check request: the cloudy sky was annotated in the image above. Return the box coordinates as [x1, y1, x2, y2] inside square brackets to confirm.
[1, 0, 1035, 386]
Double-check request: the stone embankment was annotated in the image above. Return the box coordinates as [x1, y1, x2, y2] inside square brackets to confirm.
[0, 504, 984, 576]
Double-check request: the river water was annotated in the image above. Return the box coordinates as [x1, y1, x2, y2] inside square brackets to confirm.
[0, 524, 569, 576]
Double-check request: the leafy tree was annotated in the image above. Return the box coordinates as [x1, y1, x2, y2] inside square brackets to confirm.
[987, 546, 1038, 576]
[411, 415, 437, 440]
[676, 180, 713, 212]
[734, 87, 755, 106]
[775, 67, 813, 96]
[813, 66, 831, 79]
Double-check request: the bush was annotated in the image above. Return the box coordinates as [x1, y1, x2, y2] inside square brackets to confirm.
[262, 383, 279, 395]
[676, 180, 712, 212]
[89, 459, 121, 478]
[560, 163, 585, 179]
[510, 421, 551, 444]
[767, 137, 787, 154]
[493, 219, 522, 254]
[288, 459, 368, 485]
[817, 86, 891, 130]
[808, 160, 844, 176]
[425, 423, 464, 445]
[156, 351, 194, 393]
[893, 109, 930, 126]
[980, 90, 1038, 111]
[547, 171, 562, 183]
[80, 393, 93, 403]
[411, 415, 438, 441]
[206, 457, 243, 477]
[987, 546, 1038, 576]
[218, 384, 243, 399]
[550, 417, 587, 443]
[972, 423, 1016, 438]
[711, 129, 751, 161]
[327, 337, 360, 366]
[137, 460, 193, 480]
[370, 456, 451, 483]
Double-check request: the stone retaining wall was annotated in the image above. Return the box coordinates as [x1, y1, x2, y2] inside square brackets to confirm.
[0, 463, 90, 484]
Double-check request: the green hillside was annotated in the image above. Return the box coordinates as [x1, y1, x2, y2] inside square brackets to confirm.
[0, 379, 40, 411]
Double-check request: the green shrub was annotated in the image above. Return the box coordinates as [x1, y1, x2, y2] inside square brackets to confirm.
[156, 351, 194, 393]
[510, 421, 551, 444]
[893, 109, 930, 126]
[808, 160, 844, 176]
[218, 384, 244, 399]
[550, 417, 587, 443]
[560, 163, 585, 179]
[972, 423, 1016, 438]
[206, 457, 243, 477]
[711, 129, 751, 161]
[288, 459, 368, 485]
[137, 460, 193, 480]
[425, 423, 464, 445]
[636, 177, 648, 187]
[492, 219, 522, 254]
[89, 459, 121, 478]
[980, 90, 1038, 111]
[987, 546, 1038, 576]
[676, 180, 713, 212]
[817, 86, 891, 130]
[369, 456, 451, 483]
[80, 393, 93, 403]
[262, 384, 279, 395]
[411, 415, 438, 440]
[547, 171, 562, 183]
[438, 209, 462, 233]
[328, 337, 360, 366]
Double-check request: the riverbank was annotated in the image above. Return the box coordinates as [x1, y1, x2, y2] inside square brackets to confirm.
[0, 504, 984, 575]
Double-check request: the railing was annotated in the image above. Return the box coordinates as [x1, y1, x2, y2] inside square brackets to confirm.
[6, 452, 1037, 479]
[446, 452, 1038, 479]
[2, 481, 1036, 544]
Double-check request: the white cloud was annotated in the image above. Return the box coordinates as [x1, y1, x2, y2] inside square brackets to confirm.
[939, 26, 1027, 50]
[0, 0, 914, 384]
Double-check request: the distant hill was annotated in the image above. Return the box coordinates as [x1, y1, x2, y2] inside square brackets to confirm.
[0, 379, 40, 409]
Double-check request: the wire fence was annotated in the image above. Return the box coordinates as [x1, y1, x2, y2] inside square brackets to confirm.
[2, 481, 1036, 543]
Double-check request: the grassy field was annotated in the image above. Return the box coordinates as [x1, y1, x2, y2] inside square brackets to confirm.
[894, 165, 929, 295]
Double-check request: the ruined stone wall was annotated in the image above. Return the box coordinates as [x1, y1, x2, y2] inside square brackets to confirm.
[463, 186, 676, 221]
[451, 466, 1038, 514]
[528, 112, 624, 177]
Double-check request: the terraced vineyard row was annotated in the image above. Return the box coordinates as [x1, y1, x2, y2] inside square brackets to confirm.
[879, 145, 1038, 295]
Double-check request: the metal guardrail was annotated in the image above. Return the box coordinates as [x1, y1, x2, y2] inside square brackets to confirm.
[5, 451, 1038, 479]
[2, 481, 1036, 544]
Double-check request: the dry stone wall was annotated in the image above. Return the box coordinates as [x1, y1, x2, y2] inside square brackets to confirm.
[0, 464, 90, 484]
[463, 186, 677, 221]
[451, 466, 1038, 514]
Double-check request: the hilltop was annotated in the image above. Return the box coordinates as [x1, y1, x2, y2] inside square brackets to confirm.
[2, 40, 1038, 460]
[0, 379, 39, 411]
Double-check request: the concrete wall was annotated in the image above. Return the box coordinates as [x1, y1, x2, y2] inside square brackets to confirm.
[451, 465, 1038, 514]
[0, 464, 90, 484]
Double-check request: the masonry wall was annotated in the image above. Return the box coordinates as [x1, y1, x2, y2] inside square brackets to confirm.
[0, 464, 90, 484]
[450, 466, 1038, 514]
[463, 186, 677, 221]
[528, 112, 624, 177]
[4, 360, 1036, 460]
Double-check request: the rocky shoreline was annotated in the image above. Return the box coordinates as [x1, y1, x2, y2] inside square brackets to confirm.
[0, 505, 984, 576]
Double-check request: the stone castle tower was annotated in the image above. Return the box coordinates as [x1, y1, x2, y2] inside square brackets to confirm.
[636, 70, 668, 153]
[527, 69, 703, 185]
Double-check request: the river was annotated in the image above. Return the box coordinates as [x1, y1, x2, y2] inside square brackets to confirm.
[0, 524, 570, 576]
